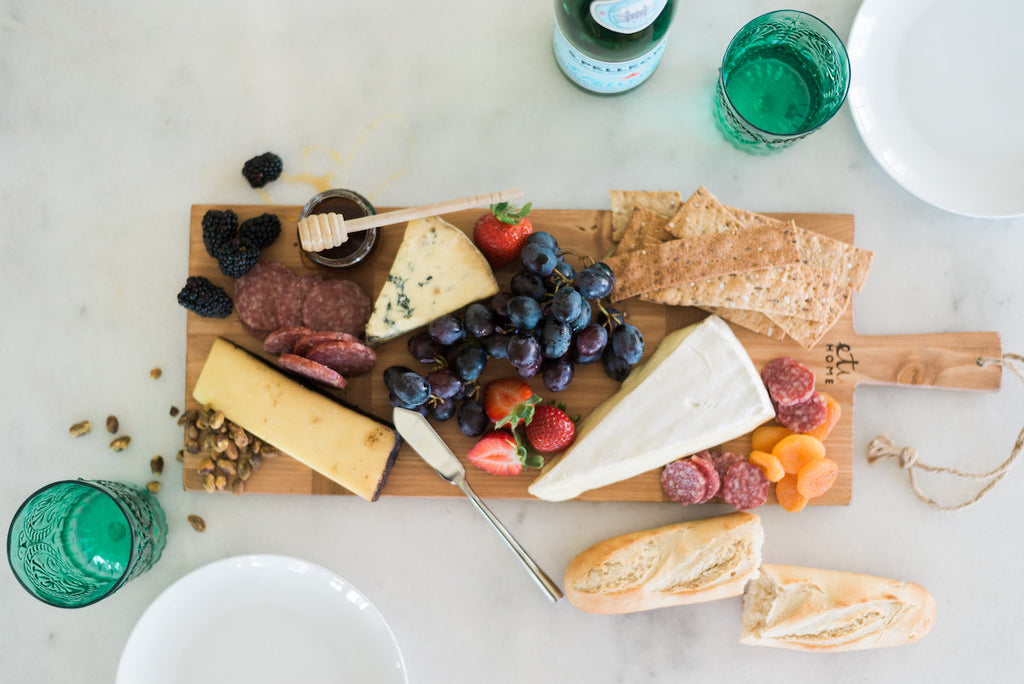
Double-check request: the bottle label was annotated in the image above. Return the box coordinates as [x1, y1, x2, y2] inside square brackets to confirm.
[590, 0, 668, 34]
[553, 22, 669, 94]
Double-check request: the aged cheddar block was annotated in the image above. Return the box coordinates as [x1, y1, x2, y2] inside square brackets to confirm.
[193, 338, 400, 501]
[528, 315, 774, 502]
[365, 215, 499, 345]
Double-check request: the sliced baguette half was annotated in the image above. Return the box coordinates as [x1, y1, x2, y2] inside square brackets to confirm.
[564, 512, 763, 614]
[740, 564, 936, 651]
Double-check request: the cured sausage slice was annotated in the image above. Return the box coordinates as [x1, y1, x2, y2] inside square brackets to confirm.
[277, 353, 347, 390]
[711, 451, 746, 482]
[276, 274, 322, 328]
[688, 453, 721, 503]
[304, 340, 378, 377]
[661, 459, 707, 505]
[761, 357, 815, 407]
[293, 330, 362, 357]
[263, 326, 314, 355]
[235, 261, 296, 332]
[301, 279, 372, 337]
[777, 391, 828, 433]
[721, 461, 769, 510]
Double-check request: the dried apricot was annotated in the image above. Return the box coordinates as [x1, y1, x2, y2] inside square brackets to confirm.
[796, 457, 839, 499]
[775, 474, 808, 512]
[749, 450, 785, 482]
[802, 393, 841, 441]
[751, 425, 792, 453]
[772, 433, 825, 474]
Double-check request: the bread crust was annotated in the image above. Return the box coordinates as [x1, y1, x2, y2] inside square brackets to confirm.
[564, 512, 763, 614]
[740, 564, 936, 651]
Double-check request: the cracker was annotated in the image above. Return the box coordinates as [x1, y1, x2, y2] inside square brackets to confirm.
[767, 286, 853, 349]
[665, 187, 747, 239]
[640, 264, 836, 321]
[699, 306, 788, 341]
[616, 206, 674, 255]
[606, 224, 801, 302]
[608, 190, 681, 242]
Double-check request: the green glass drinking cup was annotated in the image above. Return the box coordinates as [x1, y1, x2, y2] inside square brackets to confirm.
[713, 10, 850, 153]
[7, 479, 167, 608]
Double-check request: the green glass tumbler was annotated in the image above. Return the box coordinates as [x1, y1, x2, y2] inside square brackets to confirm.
[714, 10, 850, 153]
[7, 479, 167, 608]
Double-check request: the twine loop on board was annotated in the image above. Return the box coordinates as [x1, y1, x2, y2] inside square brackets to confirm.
[867, 354, 1024, 511]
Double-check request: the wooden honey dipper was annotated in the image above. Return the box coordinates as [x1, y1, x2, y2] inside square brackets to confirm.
[297, 188, 524, 253]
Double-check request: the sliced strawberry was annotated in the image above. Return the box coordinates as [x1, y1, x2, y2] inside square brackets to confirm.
[525, 404, 577, 453]
[484, 377, 540, 427]
[466, 431, 527, 476]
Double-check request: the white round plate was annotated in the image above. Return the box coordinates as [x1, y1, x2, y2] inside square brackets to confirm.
[117, 555, 407, 684]
[848, 0, 1024, 218]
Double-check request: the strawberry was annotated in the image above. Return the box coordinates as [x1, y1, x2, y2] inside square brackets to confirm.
[466, 430, 536, 476]
[473, 202, 533, 269]
[525, 404, 577, 453]
[484, 377, 540, 427]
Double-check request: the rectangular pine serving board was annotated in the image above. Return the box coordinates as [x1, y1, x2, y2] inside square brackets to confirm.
[183, 205, 1002, 504]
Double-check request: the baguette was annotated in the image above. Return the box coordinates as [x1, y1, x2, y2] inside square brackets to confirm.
[740, 564, 936, 651]
[564, 512, 763, 614]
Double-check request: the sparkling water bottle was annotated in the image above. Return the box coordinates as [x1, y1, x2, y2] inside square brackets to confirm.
[553, 0, 676, 95]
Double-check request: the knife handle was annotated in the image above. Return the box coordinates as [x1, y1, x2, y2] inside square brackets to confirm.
[459, 481, 564, 603]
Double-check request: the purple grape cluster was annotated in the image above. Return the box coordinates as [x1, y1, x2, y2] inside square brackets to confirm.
[383, 232, 644, 434]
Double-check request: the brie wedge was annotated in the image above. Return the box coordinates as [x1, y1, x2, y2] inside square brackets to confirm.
[528, 315, 774, 502]
[365, 215, 498, 345]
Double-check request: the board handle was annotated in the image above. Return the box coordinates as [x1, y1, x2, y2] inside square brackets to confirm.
[848, 331, 1002, 391]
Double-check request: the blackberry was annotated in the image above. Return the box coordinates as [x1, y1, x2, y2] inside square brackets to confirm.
[241, 152, 283, 188]
[239, 212, 281, 249]
[177, 276, 233, 318]
[201, 209, 238, 257]
[215, 236, 261, 277]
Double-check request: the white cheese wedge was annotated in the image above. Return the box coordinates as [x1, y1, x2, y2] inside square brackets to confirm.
[193, 338, 401, 501]
[528, 315, 774, 502]
[365, 215, 499, 345]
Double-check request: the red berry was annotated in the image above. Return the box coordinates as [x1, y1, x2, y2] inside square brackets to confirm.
[466, 431, 526, 476]
[473, 202, 533, 269]
[525, 404, 576, 453]
[483, 377, 538, 426]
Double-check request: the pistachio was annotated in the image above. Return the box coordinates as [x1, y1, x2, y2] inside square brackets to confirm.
[146, 481, 161, 494]
[185, 423, 200, 441]
[211, 434, 230, 453]
[237, 459, 253, 481]
[217, 459, 238, 477]
[214, 474, 228, 491]
[69, 420, 92, 437]
[176, 449, 184, 462]
[170, 405, 180, 418]
[177, 409, 198, 427]
[201, 473, 216, 493]
[224, 441, 239, 461]
[187, 514, 206, 532]
[151, 455, 165, 476]
[185, 441, 202, 455]
[106, 415, 119, 434]
[110, 435, 131, 452]
[231, 479, 245, 496]
[150, 367, 162, 380]
[249, 453, 263, 471]
[228, 424, 250, 449]
[207, 410, 225, 431]
[250, 439, 262, 455]
[198, 457, 216, 476]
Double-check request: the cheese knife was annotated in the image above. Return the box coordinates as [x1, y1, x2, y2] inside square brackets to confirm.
[392, 407, 563, 603]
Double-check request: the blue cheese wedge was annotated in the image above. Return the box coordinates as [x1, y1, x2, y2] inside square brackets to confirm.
[528, 315, 774, 502]
[192, 338, 400, 501]
[365, 216, 499, 345]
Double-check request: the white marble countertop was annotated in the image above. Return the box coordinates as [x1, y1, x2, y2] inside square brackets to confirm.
[3, 1, 1022, 682]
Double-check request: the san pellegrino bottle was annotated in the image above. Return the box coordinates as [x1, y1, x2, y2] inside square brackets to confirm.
[553, 0, 676, 94]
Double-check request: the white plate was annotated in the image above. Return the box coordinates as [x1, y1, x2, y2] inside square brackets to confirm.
[116, 555, 407, 684]
[848, 0, 1024, 218]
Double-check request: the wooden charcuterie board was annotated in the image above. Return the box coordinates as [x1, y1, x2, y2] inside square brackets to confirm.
[183, 204, 1002, 504]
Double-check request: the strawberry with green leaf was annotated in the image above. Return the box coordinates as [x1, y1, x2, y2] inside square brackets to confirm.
[466, 430, 544, 476]
[525, 404, 577, 453]
[484, 377, 540, 427]
[473, 202, 534, 269]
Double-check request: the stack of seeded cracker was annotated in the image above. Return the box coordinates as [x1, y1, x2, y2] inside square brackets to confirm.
[607, 187, 874, 349]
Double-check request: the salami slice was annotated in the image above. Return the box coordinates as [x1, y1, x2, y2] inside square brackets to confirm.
[293, 330, 362, 356]
[277, 353, 347, 390]
[301, 279, 372, 337]
[235, 261, 296, 332]
[721, 461, 769, 510]
[688, 453, 721, 503]
[711, 451, 747, 482]
[661, 459, 707, 505]
[304, 340, 378, 377]
[276, 274, 322, 328]
[777, 391, 828, 433]
[263, 326, 314, 355]
[761, 357, 815, 407]
[240, 321, 273, 341]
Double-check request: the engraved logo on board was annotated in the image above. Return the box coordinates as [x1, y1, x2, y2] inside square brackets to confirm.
[823, 342, 857, 385]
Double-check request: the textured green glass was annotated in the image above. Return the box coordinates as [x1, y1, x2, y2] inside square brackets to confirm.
[7, 480, 167, 608]
[714, 10, 850, 153]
